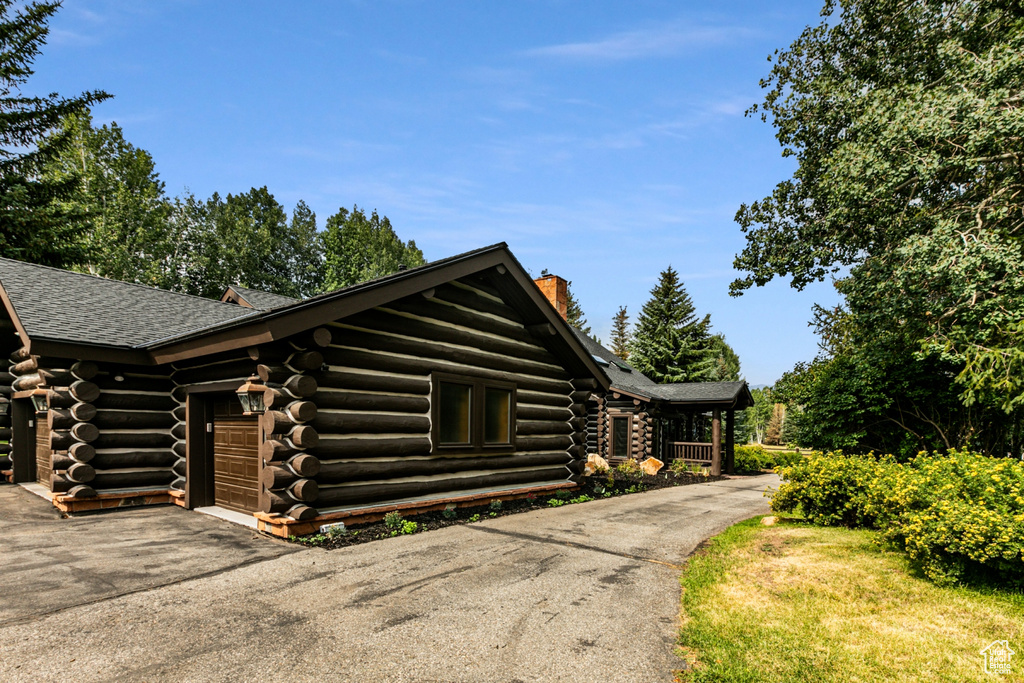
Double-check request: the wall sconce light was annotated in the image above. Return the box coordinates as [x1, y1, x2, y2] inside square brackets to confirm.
[30, 387, 48, 413]
[0, 396, 8, 416]
[235, 375, 266, 415]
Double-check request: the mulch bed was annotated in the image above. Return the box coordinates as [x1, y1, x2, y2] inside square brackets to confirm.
[291, 467, 728, 550]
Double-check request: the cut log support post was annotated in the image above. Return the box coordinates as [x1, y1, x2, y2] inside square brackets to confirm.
[288, 478, 318, 503]
[50, 423, 100, 449]
[261, 439, 299, 462]
[67, 484, 97, 498]
[66, 462, 96, 483]
[68, 443, 95, 462]
[288, 453, 321, 477]
[295, 327, 332, 349]
[571, 377, 599, 391]
[262, 465, 297, 490]
[286, 351, 324, 372]
[711, 409, 722, 476]
[70, 381, 101, 403]
[264, 373, 317, 398]
[11, 357, 37, 375]
[725, 409, 735, 475]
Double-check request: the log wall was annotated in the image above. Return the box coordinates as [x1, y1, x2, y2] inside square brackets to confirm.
[300, 277, 584, 513]
[49, 364, 175, 497]
[0, 323, 20, 475]
[590, 394, 655, 462]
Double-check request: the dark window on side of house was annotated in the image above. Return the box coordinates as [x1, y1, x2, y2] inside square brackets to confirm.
[438, 381, 473, 445]
[611, 415, 630, 458]
[433, 373, 516, 452]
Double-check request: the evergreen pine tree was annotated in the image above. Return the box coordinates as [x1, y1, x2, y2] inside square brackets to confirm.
[565, 281, 590, 335]
[0, 1, 111, 267]
[707, 333, 741, 381]
[628, 266, 715, 382]
[610, 306, 630, 359]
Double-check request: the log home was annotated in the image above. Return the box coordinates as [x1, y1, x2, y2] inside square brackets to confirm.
[0, 244, 610, 536]
[532, 274, 753, 476]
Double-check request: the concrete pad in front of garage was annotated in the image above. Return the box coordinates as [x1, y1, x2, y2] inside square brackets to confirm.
[0, 484, 298, 626]
[0, 475, 777, 682]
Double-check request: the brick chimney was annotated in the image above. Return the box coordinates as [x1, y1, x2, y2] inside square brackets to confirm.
[534, 274, 568, 320]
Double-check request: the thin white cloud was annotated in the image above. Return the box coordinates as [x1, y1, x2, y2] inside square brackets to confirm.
[48, 28, 101, 47]
[522, 22, 754, 62]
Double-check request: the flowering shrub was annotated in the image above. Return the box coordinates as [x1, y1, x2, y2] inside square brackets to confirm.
[771, 451, 893, 527]
[772, 450, 1024, 585]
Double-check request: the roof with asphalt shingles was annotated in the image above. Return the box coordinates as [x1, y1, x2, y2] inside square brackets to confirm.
[0, 257, 258, 349]
[0, 243, 515, 350]
[569, 324, 750, 406]
[227, 285, 300, 311]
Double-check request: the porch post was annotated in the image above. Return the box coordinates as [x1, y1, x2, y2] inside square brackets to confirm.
[711, 408, 722, 476]
[725, 409, 735, 475]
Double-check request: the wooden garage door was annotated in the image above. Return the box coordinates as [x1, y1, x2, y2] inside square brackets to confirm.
[35, 416, 51, 488]
[213, 399, 260, 513]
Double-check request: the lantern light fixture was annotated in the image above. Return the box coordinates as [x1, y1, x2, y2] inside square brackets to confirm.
[30, 387, 48, 413]
[0, 396, 8, 416]
[236, 375, 266, 415]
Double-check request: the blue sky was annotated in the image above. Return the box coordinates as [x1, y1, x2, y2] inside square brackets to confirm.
[40, 0, 838, 386]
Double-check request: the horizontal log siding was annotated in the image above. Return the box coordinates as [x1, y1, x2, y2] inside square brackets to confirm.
[308, 277, 577, 511]
[11, 354, 96, 491]
[0, 333, 19, 472]
[85, 366, 178, 493]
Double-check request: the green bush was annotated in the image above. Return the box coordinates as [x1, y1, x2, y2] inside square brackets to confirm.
[615, 459, 643, 476]
[772, 450, 1024, 585]
[383, 511, 404, 530]
[734, 444, 805, 472]
[771, 451, 893, 527]
[761, 449, 805, 469]
[734, 444, 767, 473]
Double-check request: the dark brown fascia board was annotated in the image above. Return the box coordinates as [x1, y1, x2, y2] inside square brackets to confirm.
[0, 281, 30, 350]
[609, 386, 653, 402]
[25, 338, 152, 365]
[149, 323, 275, 364]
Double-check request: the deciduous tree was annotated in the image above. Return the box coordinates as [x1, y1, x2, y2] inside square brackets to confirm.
[322, 205, 424, 291]
[732, 0, 1024, 410]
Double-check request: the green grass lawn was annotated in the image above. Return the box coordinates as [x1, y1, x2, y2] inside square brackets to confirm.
[676, 516, 1024, 682]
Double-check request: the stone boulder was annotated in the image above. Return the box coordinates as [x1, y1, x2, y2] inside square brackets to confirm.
[640, 457, 664, 476]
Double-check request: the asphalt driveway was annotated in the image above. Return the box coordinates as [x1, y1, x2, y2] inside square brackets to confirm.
[0, 474, 778, 682]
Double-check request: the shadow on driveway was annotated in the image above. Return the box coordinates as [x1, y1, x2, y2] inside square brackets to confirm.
[0, 484, 297, 626]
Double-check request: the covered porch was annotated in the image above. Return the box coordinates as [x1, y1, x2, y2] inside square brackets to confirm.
[614, 382, 753, 476]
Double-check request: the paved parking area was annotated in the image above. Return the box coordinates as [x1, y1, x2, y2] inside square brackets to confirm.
[0, 485, 297, 625]
[0, 475, 777, 682]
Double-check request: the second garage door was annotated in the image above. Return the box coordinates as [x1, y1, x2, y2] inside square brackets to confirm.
[212, 399, 260, 513]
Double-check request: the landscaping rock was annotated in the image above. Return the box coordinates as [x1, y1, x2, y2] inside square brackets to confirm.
[585, 453, 610, 476]
[640, 457, 664, 476]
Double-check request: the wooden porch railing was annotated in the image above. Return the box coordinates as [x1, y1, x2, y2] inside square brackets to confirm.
[670, 442, 713, 463]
